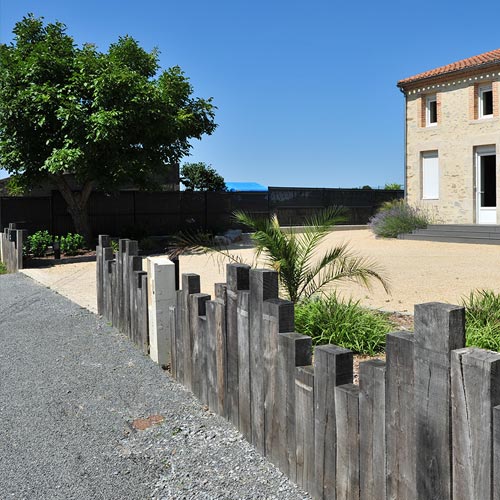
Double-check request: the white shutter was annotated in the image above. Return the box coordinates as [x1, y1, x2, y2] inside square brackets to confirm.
[422, 152, 439, 200]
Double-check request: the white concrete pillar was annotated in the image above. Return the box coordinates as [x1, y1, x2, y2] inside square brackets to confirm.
[146, 256, 176, 367]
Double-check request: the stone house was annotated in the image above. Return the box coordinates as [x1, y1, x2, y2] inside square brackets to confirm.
[398, 49, 500, 224]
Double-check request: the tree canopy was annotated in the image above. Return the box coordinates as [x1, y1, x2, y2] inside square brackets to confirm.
[180, 162, 226, 191]
[0, 14, 217, 241]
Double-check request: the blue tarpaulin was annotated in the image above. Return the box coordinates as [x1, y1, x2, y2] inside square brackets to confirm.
[225, 182, 268, 192]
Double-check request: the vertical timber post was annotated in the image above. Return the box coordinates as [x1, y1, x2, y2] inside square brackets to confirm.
[359, 359, 386, 500]
[146, 256, 176, 367]
[414, 303, 465, 500]
[314, 345, 353, 500]
[385, 331, 415, 500]
[226, 263, 250, 426]
[451, 347, 500, 500]
[249, 268, 278, 454]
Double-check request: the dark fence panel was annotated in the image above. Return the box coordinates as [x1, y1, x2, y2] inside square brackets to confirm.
[0, 196, 52, 234]
[0, 188, 403, 237]
[269, 187, 403, 226]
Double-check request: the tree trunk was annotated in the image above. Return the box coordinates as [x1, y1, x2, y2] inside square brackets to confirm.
[53, 176, 94, 245]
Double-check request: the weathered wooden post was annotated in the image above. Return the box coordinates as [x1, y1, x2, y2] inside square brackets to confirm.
[117, 239, 129, 331]
[295, 365, 315, 494]
[249, 268, 278, 453]
[262, 298, 294, 463]
[276, 332, 311, 482]
[137, 272, 149, 355]
[177, 274, 201, 388]
[101, 247, 114, 322]
[226, 263, 250, 426]
[314, 345, 353, 500]
[128, 254, 143, 342]
[96, 235, 110, 315]
[169, 305, 177, 376]
[385, 331, 415, 500]
[123, 240, 138, 335]
[146, 256, 176, 367]
[359, 359, 386, 500]
[189, 292, 211, 404]
[110, 260, 119, 327]
[237, 289, 251, 439]
[494, 405, 500, 499]
[451, 347, 500, 500]
[15, 229, 24, 271]
[206, 292, 226, 414]
[336, 383, 360, 500]
[414, 302, 465, 500]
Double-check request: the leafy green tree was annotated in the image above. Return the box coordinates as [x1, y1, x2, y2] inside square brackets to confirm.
[180, 162, 226, 191]
[384, 182, 403, 190]
[0, 15, 216, 242]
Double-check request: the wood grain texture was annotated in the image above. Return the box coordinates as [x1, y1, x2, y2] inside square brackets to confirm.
[277, 332, 311, 483]
[237, 291, 251, 441]
[451, 347, 500, 500]
[295, 365, 315, 494]
[414, 302, 465, 500]
[249, 268, 278, 453]
[359, 359, 386, 500]
[206, 298, 226, 413]
[314, 345, 353, 500]
[385, 331, 415, 500]
[263, 298, 294, 464]
[226, 264, 250, 426]
[335, 383, 360, 500]
[180, 273, 200, 391]
[189, 293, 210, 404]
[138, 273, 149, 356]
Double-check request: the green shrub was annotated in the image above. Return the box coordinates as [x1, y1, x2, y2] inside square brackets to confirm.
[295, 294, 393, 356]
[463, 290, 500, 351]
[0, 261, 7, 274]
[60, 233, 85, 255]
[26, 230, 52, 257]
[110, 239, 119, 253]
[369, 199, 432, 238]
[384, 182, 403, 190]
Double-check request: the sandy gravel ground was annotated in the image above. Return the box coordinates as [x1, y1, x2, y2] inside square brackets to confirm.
[21, 229, 500, 315]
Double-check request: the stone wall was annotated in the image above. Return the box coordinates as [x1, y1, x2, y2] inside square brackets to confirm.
[405, 70, 500, 223]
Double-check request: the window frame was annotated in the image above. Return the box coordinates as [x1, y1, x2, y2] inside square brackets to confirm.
[421, 151, 439, 200]
[478, 84, 493, 119]
[425, 94, 438, 127]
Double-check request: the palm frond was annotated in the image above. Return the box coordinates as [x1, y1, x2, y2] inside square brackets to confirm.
[167, 230, 244, 265]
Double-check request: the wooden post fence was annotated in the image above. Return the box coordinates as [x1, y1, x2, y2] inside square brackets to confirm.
[95, 236, 500, 500]
[0, 223, 25, 273]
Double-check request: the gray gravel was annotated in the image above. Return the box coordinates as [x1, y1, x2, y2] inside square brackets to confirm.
[0, 273, 310, 500]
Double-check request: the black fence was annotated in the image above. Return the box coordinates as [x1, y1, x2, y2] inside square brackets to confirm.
[0, 187, 403, 237]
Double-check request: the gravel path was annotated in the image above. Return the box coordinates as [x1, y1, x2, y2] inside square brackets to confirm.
[0, 273, 310, 500]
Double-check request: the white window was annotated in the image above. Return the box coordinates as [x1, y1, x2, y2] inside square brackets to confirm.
[479, 84, 493, 118]
[422, 151, 439, 199]
[426, 95, 437, 126]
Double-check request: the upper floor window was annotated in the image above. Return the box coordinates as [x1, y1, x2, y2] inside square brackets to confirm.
[426, 95, 437, 126]
[479, 84, 493, 118]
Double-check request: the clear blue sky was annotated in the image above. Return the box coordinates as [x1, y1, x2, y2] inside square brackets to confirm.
[2, 0, 500, 188]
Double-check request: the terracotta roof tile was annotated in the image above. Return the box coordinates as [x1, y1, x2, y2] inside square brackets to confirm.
[398, 48, 500, 87]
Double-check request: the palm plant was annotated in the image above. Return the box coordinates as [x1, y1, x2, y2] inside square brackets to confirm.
[233, 207, 389, 303]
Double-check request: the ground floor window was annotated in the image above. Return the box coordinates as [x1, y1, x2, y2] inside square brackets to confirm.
[422, 151, 439, 200]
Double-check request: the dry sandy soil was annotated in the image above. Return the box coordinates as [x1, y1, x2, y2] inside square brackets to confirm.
[20, 228, 500, 316]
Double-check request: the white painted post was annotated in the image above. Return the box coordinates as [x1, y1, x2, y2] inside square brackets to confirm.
[146, 256, 176, 367]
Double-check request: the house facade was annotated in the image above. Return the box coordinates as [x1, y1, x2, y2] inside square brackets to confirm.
[398, 49, 500, 224]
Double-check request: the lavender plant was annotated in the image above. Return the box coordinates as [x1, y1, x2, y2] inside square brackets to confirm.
[369, 199, 431, 238]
